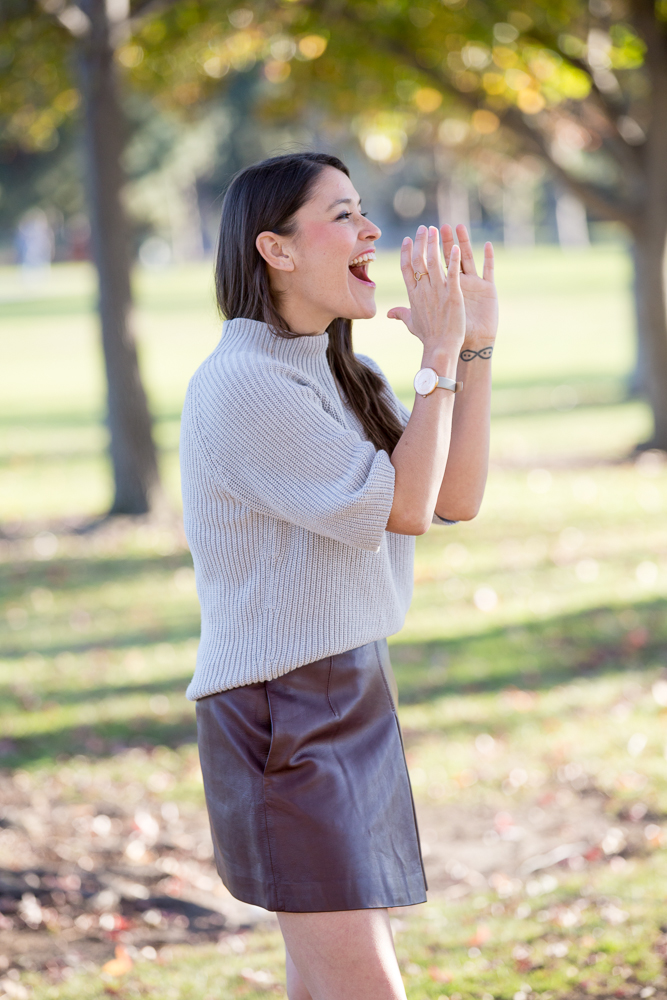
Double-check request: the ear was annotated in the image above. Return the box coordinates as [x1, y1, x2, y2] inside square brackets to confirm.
[256, 232, 295, 272]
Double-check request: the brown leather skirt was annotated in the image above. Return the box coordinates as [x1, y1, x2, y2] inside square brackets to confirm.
[196, 639, 427, 912]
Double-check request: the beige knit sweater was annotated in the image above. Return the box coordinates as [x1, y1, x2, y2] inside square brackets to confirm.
[180, 318, 453, 698]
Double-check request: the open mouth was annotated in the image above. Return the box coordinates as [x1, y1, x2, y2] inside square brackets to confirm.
[349, 250, 376, 286]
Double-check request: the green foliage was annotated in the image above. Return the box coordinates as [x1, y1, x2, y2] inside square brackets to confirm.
[0, 0, 662, 235]
[0, 4, 77, 152]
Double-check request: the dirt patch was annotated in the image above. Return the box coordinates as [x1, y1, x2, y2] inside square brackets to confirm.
[0, 769, 656, 984]
[417, 785, 644, 893]
[0, 770, 274, 982]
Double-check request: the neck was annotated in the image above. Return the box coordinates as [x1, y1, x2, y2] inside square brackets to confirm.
[273, 291, 335, 336]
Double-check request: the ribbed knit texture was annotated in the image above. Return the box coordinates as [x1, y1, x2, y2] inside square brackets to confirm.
[181, 318, 452, 699]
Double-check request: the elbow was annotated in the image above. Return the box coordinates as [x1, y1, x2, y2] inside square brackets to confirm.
[412, 517, 433, 536]
[436, 503, 481, 522]
[386, 510, 432, 536]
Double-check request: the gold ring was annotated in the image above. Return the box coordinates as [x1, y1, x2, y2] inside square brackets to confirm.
[414, 271, 425, 281]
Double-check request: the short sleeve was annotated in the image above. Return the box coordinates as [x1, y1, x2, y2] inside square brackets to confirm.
[432, 512, 458, 526]
[188, 362, 396, 553]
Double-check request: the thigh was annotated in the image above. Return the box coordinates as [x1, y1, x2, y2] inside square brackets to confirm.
[278, 909, 407, 1000]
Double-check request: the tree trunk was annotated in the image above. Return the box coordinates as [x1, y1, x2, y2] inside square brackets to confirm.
[78, 0, 160, 514]
[628, 0, 667, 446]
[627, 240, 648, 397]
[631, 223, 667, 447]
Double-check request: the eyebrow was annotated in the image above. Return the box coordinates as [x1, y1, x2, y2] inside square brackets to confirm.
[326, 197, 362, 211]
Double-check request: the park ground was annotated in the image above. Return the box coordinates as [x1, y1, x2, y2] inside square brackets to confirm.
[1, 245, 667, 999]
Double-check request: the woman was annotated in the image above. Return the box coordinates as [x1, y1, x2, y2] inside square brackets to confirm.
[180, 151, 497, 1000]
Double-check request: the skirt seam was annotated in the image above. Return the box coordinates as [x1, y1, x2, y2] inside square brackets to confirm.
[325, 656, 339, 718]
[261, 681, 281, 911]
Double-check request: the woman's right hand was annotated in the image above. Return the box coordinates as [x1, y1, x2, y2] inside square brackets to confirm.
[387, 225, 466, 372]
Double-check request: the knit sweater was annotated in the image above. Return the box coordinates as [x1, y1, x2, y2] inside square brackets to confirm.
[180, 317, 453, 699]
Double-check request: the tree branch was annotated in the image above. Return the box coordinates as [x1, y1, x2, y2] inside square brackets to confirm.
[500, 104, 638, 227]
[343, 17, 639, 228]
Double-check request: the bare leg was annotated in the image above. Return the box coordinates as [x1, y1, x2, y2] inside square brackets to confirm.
[286, 947, 313, 1000]
[278, 908, 407, 1000]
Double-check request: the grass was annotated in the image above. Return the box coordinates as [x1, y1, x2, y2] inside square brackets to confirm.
[1, 245, 667, 999]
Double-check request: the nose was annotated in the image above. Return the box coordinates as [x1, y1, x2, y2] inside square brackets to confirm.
[362, 216, 381, 241]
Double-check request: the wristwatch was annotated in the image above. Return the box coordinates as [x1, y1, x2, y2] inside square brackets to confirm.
[413, 368, 463, 397]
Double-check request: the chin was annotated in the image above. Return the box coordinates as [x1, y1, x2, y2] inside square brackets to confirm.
[337, 282, 376, 322]
[356, 301, 377, 320]
[336, 302, 377, 322]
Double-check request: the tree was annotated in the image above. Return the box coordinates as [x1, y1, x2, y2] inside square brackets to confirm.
[78, 0, 162, 514]
[248, 0, 667, 448]
[5, 0, 666, 465]
[1, 0, 163, 513]
[0, 0, 328, 512]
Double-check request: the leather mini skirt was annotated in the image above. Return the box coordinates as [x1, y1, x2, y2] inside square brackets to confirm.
[196, 639, 427, 912]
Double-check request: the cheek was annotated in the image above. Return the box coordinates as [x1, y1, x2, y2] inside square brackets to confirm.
[298, 224, 355, 280]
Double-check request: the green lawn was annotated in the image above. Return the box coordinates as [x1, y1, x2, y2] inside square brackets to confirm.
[1, 246, 667, 1000]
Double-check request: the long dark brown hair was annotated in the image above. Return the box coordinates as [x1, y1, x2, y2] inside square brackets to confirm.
[215, 152, 404, 455]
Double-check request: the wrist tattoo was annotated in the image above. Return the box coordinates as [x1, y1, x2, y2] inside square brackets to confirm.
[460, 346, 494, 361]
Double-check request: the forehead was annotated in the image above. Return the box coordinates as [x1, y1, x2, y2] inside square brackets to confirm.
[303, 166, 360, 214]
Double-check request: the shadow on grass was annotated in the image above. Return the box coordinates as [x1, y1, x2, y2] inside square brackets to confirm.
[0, 621, 201, 661]
[2, 597, 666, 769]
[1, 553, 194, 597]
[0, 673, 194, 709]
[1, 712, 198, 769]
[391, 596, 667, 706]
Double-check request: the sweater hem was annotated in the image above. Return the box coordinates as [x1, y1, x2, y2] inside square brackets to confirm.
[186, 626, 406, 700]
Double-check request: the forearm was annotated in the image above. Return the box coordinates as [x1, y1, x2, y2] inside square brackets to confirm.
[434, 355, 492, 521]
[386, 349, 459, 535]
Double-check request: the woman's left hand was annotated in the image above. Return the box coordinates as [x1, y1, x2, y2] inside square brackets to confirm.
[441, 224, 498, 349]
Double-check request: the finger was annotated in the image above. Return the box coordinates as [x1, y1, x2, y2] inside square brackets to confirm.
[440, 223, 455, 268]
[482, 241, 495, 283]
[387, 306, 412, 328]
[446, 243, 461, 291]
[411, 224, 428, 279]
[399, 236, 417, 290]
[456, 224, 478, 276]
[426, 226, 444, 281]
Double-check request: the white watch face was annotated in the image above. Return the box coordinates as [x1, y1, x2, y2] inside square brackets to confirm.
[414, 368, 438, 395]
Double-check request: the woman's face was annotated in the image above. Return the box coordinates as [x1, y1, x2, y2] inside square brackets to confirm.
[256, 167, 381, 334]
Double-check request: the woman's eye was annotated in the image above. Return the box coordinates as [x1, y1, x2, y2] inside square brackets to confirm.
[336, 211, 352, 220]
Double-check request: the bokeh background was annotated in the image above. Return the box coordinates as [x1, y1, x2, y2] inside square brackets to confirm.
[2, 1, 667, 998]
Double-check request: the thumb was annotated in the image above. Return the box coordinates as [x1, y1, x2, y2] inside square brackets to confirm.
[387, 306, 412, 328]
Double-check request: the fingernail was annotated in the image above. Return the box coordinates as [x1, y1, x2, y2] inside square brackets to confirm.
[417, 225, 426, 234]
[402, 236, 410, 244]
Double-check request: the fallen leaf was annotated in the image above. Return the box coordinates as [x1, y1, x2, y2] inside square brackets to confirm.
[428, 966, 453, 983]
[624, 627, 649, 650]
[240, 968, 275, 986]
[469, 923, 491, 947]
[102, 945, 133, 976]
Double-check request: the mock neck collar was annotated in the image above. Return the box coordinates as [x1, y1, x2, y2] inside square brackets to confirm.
[220, 317, 330, 364]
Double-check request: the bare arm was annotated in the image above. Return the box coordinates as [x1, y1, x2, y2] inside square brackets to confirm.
[434, 351, 491, 521]
[435, 225, 497, 521]
[385, 226, 465, 534]
[386, 224, 498, 534]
